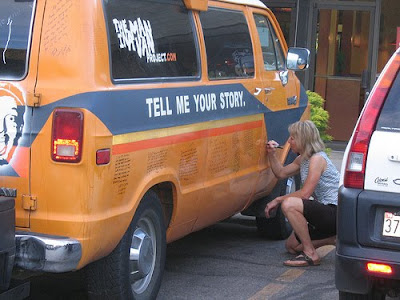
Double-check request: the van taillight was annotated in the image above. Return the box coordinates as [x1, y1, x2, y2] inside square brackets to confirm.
[344, 53, 400, 189]
[52, 109, 84, 163]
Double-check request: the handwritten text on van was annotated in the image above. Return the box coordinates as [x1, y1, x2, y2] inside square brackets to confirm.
[145, 92, 246, 118]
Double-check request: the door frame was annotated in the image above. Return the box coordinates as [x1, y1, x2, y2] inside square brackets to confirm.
[307, 1, 378, 93]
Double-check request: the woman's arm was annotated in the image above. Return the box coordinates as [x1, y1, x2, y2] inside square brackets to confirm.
[266, 140, 301, 179]
[269, 154, 326, 203]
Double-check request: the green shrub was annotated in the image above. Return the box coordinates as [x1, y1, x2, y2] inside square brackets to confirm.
[306, 90, 333, 143]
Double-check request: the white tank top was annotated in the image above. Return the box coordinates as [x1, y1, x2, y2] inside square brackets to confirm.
[300, 151, 340, 205]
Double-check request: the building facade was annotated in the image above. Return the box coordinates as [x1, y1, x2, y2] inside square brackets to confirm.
[265, 0, 400, 141]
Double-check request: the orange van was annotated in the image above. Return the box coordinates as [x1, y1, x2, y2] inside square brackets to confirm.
[0, 0, 310, 298]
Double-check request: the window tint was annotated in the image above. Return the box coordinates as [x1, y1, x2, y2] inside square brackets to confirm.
[0, 0, 35, 80]
[254, 14, 285, 71]
[200, 8, 254, 80]
[104, 0, 199, 80]
[376, 71, 400, 132]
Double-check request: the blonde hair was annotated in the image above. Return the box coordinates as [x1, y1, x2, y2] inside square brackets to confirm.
[288, 120, 325, 159]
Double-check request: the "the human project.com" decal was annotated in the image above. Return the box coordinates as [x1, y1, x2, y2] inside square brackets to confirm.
[112, 17, 177, 64]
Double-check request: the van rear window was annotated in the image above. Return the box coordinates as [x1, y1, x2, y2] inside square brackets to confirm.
[104, 0, 199, 81]
[376, 71, 400, 132]
[0, 0, 35, 80]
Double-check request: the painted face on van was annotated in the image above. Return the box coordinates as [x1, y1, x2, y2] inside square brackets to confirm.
[0, 94, 24, 165]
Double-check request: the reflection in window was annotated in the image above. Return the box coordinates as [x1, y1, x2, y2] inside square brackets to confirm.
[200, 8, 254, 80]
[104, 0, 199, 80]
[315, 9, 370, 77]
[270, 22, 286, 70]
[0, 0, 35, 80]
[376, 71, 400, 131]
[254, 14, 285, 71]
[270, 7, 293, 47]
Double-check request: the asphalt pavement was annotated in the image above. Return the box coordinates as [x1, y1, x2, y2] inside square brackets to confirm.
[327, 141, 347, 172]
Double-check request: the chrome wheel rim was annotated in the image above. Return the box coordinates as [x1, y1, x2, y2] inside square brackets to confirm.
[129, 214, 157, 294]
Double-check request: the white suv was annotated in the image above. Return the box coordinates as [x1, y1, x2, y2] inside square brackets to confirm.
[336, 48, 400, 299]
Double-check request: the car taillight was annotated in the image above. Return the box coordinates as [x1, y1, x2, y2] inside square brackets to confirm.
[51, 109, 84, 163]
[367, 262, 393, 275]
[344, 52, 400, 189]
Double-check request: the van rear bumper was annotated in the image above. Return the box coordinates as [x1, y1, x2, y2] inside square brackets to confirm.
[15, 232, 82, 273]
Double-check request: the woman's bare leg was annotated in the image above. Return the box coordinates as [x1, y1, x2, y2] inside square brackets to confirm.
[292, 235, 336, 253]
[281, 197, 320, 264]
[285, 231, 301, 254]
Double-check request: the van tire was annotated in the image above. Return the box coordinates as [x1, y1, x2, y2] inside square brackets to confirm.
[256, 174, 300, 240]
[86, 191, 166, 299]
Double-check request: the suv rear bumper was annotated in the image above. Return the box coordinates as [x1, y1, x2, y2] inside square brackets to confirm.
[335, 252, 400, 294]
[336, 186, 400, 294]
[15, 232, 82, 273]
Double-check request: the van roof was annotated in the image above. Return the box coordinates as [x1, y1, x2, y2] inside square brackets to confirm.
[218, 0, 267, 9]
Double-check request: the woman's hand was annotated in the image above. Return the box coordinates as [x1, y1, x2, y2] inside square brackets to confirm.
[266, 140, 280, 154]
[265, 198, 279, 218]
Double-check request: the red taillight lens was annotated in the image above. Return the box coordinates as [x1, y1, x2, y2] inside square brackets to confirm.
[367, 262, 393, 275]
[52, 109, 84, 163]
[344, 52, 400, 189]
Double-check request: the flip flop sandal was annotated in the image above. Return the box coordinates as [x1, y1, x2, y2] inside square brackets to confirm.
[283, 252, 321, 267]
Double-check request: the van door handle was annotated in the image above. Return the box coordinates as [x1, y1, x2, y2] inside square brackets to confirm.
[254, 88, 263, 96]
[254, 87, 275, 96]
[264, 87, 275, 95]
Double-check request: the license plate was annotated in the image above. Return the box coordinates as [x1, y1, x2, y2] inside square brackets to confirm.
[383, 212, 400, 237]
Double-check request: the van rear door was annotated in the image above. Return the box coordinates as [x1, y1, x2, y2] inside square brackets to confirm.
[0, 0, 42, 228]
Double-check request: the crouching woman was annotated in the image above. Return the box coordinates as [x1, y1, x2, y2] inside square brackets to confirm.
[265, 120, 339, 267]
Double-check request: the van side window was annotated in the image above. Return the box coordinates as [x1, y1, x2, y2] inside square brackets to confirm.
[0, 0, 35, 80]
[103, 0, 199, 80]
[200, 8, 254, 80]
[254, 14, 286, 71]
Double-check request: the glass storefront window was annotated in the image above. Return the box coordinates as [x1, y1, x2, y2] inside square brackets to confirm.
[315, 9, 370, 78]
[378, 0, 400, 73]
